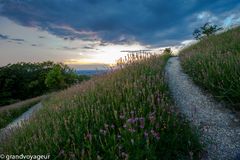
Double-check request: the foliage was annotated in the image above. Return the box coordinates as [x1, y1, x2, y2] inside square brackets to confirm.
[193, 22, 222, 40]
[180, 26, 240, 109]
[45, 65, 66, 90]
[0, 52, 202, 159]
[163, 48, 172, 54]
[0, 62, 90, 106]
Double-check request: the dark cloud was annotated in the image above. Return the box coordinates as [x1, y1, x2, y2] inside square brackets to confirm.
[0, 34, 26, 43]
[11, 38, 25, 42]
[63, 37, 76, 41]
[0, 34, 9, 40]
[83, 46, 94, 50]
[0, 0, 240, 46]
[38, 36, 45, 39]
[63, 46, 78, 50]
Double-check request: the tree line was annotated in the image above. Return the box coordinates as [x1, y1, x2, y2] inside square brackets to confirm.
[0, 61, 90, 106]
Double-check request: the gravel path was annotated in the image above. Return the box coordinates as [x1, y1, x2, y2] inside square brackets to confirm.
[165, 57, 240, 160]
[0, 102, 43, 142]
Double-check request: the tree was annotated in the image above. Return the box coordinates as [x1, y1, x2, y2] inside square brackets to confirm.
[45, 65, 66, 90]
[193, 22, 222, 40]
[164, 48, 172, 54]
[0, 61, 89, 106]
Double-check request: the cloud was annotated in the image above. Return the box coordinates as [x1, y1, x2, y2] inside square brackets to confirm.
[11, 38, 25, 42]
[197, 11, 218, 22]
[83, 46, 94, 50]
[0, 34, 8, 40]
[0, 33, 26, 44]
[38, 36, 45, 39]
[0, 0, 239, 46]
[63, 46, 78, 50]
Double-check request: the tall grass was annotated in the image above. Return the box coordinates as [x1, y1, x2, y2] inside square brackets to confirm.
[0, 53, 202, 159]
[180, 27, 240, 110]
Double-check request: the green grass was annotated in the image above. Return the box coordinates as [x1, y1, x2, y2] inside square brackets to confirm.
[0, 53, 202, 159]
[0, 100, 40, 129]
[180, 27, 240, 110]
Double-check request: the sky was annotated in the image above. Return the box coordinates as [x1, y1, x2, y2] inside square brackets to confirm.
[0, 0, 240, 69]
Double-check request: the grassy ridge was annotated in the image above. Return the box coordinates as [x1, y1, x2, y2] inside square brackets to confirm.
[180, 27, 240, 109]
[0, 53, 202, 159]
[0, 99, 40, 129]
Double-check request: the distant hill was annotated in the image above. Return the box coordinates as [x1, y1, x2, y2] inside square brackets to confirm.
[75, 69, 107, 75]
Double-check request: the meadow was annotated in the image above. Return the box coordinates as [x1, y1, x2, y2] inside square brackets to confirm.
[180, 27, 240, 110]
[0, 52, 202, 159]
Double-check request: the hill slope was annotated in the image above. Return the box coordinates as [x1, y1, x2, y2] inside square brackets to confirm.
[180, 27, 240, 110]
[0, 53, 202, 159]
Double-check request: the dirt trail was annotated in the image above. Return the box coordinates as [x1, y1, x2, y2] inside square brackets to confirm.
[0, 102, 43, 142]
[165, 57, 240, 160]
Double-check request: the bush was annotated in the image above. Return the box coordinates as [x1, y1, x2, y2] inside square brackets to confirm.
[45, 65, 66, 90]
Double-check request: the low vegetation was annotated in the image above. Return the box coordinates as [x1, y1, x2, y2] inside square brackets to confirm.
[180, 26, 240, 109]
[0, 98, 41, 129]
[0, 62, 89, 106]
[0, 52, 202, 159]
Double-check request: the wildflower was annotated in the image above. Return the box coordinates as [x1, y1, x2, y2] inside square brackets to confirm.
[131, 139, 134, 145]
[149, 113, 156, 123]
[139, 117, 145, 129]
[189, 151, 193, 159]
[118, 145, 122, 150]
[127, 118, 136, 124]
[117, 134, 121, 139]
[121, 152, 129, 159]
[150, 130, 160, 140]
[120, 114, 125, 119]
[144, 131, 148, 138]
[111, 124, 115, 129]
[70, 152, 75, 158]
[123, 124, 127, 128]
[157, 96, 161, 103]
[97, 155, 102, 160]
[104, 123, 109, 128]
[59, 149, 64, 155]
[85, 132, 92, 141]
[128, 128, 136, 133]
[140, 124, 145, 129]
[100, 129, 107, 135]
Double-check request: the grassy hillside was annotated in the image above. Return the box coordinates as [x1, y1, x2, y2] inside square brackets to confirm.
[0, 53, 202, 159]
[180, 27, 240, 110]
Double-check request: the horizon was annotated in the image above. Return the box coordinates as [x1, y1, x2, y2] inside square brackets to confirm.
[0, 0, 240, 69]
